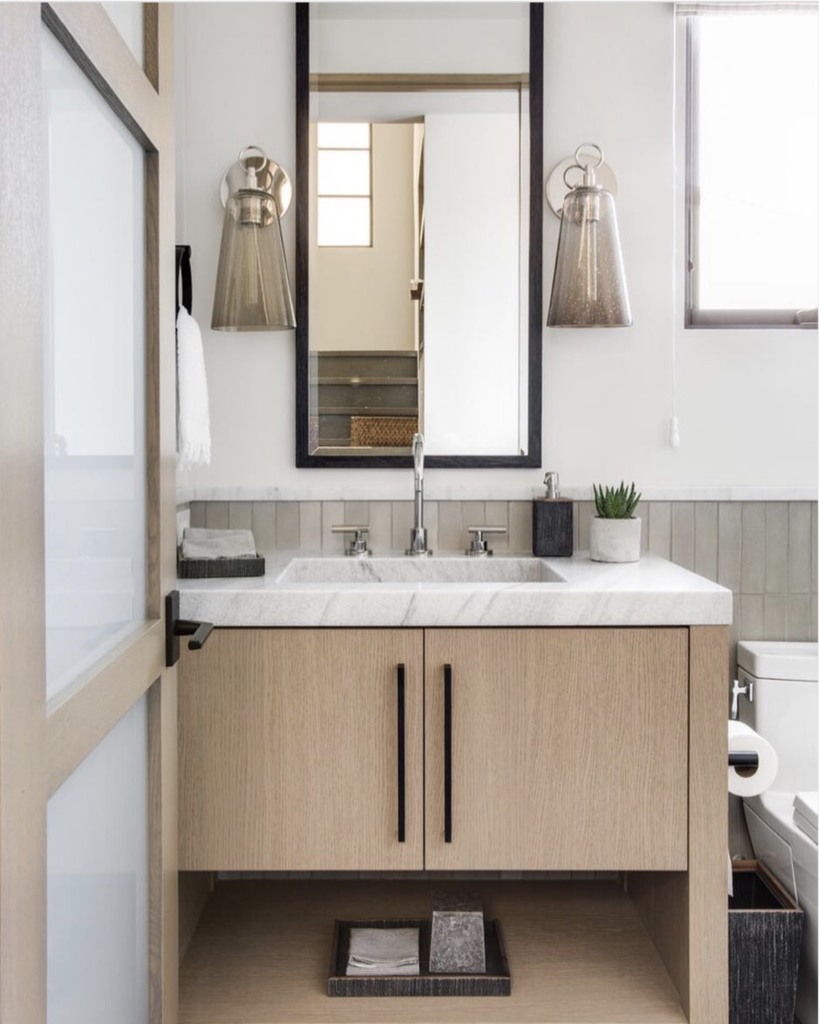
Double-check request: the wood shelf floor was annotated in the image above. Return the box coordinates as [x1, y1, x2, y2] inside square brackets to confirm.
[179, 879, 687, 1024]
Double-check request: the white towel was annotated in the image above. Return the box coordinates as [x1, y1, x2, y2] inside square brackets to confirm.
[181, 528, 256, 560]
[347, 928, 420, 976]
[177, 307, 211, 468]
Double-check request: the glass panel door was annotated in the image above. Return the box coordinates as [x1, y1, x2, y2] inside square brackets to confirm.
[47, 696, 149, 1024]
[42, 25, 147, 703]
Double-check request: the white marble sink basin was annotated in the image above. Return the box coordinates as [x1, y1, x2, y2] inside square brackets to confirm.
[278, 556, 568, 585]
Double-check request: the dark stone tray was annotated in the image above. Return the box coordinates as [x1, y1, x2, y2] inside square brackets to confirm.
[328, 919, 510, 997]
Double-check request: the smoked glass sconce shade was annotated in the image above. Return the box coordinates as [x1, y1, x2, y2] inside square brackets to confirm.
[211, 148, 296, 332]
[547, 152, 631, 328]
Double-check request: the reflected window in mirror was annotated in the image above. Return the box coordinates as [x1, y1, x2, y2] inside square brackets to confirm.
[317, 122, 372, 248]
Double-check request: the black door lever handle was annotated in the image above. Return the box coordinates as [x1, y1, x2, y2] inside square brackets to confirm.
[165, 590, 214, 666]
[174, 619, 214, 651]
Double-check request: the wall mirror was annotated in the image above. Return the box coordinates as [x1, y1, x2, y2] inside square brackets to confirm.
[295, 2, 542, 468]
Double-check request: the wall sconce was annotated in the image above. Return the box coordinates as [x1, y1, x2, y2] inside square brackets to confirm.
[546, 143, 631, 328]
[211, 146, 296, 332]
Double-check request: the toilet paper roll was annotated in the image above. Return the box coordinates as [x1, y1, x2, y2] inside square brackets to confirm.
[728, 720, 779, 797]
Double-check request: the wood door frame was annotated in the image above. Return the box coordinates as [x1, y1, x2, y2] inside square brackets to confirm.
[0, 4, 178, 1022]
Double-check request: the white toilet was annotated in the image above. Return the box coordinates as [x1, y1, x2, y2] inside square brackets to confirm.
[738, 640, 818, 1024]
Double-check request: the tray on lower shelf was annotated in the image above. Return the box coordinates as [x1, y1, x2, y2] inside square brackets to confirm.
[328, 918, 510, 997]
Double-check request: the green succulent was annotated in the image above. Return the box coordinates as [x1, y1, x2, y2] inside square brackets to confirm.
[593, 482, 641, 520]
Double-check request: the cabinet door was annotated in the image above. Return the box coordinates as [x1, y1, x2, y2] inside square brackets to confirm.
[179, 629, 424, 870]
[425, 629, 688, 871]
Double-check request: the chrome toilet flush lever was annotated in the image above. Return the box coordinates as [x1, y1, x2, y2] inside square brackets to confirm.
[730, 676, 754, 720]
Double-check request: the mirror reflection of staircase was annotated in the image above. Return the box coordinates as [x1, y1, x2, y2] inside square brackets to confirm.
[310, 351, 419, 450]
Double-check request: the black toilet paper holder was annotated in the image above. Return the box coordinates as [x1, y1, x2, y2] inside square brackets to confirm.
[729, 752, 759, 769]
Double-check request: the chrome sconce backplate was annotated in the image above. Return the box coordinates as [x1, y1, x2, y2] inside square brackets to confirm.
[546, 143, 618, 217]
[219, 145, 293, 216]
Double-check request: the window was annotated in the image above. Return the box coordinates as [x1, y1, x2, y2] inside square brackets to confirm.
[317, 123, 372, 247]
[685, 4, 818, 328]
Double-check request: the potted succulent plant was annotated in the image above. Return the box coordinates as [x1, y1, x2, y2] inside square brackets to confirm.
[590, 482, 642, 562]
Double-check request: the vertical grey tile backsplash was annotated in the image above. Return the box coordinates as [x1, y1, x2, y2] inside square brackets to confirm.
[186, 498, 817, 648]
[740, 503, 765, 593]
[367, 502, 392, 552]
[717, 503, 742, 591]
[251, 502, 276, 551]
[275, 502, 300, 550]
[508, 502, 533, 553]
[694, 503, 718, 581]
[228, 501, 253, 530]
[671, 503, 695, 571]
[763, 503, 788, 594]
[647, 502, 671, 558]
[789, 502, 811, 593]
[204, 501, 229, 529]
[321, 502, 345, 551]
[299, 502, 321, 550]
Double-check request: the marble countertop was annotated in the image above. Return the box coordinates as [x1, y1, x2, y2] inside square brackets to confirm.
[178, 551, 732, 628]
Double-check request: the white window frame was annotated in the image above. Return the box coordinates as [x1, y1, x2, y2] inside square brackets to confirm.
[684, 12, 818, 330]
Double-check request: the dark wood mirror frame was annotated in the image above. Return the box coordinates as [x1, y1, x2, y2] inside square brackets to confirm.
[294, 3, 543, 469]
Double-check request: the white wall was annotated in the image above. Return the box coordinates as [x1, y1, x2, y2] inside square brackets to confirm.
[175, 2, 817, 500]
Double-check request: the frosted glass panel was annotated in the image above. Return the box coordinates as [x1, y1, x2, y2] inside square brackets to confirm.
[47, 696, 149, 1024]
[101, 2, 144, 67]
[42, 28, 147, 701]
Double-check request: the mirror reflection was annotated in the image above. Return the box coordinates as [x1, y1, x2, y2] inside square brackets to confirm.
[304, 3, 532, 460]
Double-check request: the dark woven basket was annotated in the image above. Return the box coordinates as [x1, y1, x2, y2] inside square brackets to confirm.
[177, 553, 265, 578]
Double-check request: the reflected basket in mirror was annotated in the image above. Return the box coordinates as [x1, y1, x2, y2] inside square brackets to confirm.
[350, 416, 418, 449]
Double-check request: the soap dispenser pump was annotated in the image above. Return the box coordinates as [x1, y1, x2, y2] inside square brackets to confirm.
[532, 472, 574, 557]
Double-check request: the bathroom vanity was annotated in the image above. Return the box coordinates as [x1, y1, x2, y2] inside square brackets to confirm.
[176, 553, 731, 1024]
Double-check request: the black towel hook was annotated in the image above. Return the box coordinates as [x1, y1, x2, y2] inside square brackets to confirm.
[176, 244, 193, 316]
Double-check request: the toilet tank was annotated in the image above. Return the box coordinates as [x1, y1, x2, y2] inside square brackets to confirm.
[738, 641, 818, 794]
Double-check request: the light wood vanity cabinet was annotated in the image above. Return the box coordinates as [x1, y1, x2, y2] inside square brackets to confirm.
[424, 628, 689, 871]
[179, 629, 425, 871]
[180, 626, 688, 872]
[179, 625, 729, 1024]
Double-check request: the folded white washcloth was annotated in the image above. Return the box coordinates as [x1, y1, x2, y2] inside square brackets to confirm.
[181, 528, 256, 560]
[177, 307, 211, 468]
[347, 928, 420, 977]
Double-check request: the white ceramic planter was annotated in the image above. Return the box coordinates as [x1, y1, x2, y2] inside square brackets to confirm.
[589, 517, 642, 563]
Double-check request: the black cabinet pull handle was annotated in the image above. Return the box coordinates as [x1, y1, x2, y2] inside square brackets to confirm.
[397, 663, 406, 843]
[444, 663, 452, 844]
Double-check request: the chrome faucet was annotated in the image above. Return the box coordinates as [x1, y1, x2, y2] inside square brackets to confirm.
[406, 433, 431, 557]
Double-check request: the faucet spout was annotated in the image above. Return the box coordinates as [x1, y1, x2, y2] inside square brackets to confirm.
[406, 433, 431, 557]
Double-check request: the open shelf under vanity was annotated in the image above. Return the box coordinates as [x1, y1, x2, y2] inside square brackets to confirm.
[179, 878, 688, 1024]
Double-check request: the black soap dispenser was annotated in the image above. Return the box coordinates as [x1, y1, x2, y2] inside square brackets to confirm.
[532, 472, 573, 557]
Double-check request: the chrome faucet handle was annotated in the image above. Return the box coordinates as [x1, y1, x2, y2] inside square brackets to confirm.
[730, 676, 754, 720]
[466, 526, 506, 558]
[331, 525, 371, 558]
